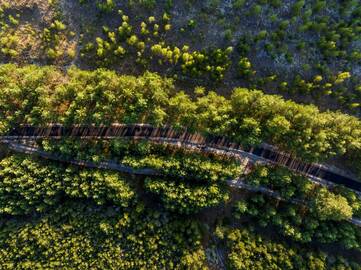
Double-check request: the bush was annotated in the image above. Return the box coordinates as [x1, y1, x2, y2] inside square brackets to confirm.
[145, 177, 229, 214]
[0, 155, 136, 215]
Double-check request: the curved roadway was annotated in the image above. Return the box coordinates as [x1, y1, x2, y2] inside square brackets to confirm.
[2, 124, 361, 192]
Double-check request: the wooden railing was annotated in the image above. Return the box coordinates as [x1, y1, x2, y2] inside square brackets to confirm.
[2, 123, 361, 192]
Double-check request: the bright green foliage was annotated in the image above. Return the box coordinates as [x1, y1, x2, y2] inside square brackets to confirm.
[334, 186, 361, 218]
[233, 166, 361, 250]
[86, 9, 233, 81]
[2, 64, 361, 169]
[42, 19, 71, 62]
[42, 138, 244, 183]
[0, 155, 136, 215]
[4, 0, 361, 112]
[194, 91, 233, 137]
[0, 65, 175, 131]
[123, 154, 241, 183]
[40, 138, 238, 214]
[59, 69, 172, 126]
[227, 88, 361, 161]
[0, 155, 64, 215]
[145, 177, 229, 214]
[313, 188, 353, 221]
[0, 8, 72, 63]
[63, 168, 135, 207]
[0, 64, 61, 132]
[234, 194, 361, 250]
[246, 165, 359, 217]
[246, 166, 314, 200]
[151, 44, 233, 81]
[0, 201, 208, 269]
[167, 91, 197, 130]
[223, 227, 360, 270]
[238, 57, 254, 78]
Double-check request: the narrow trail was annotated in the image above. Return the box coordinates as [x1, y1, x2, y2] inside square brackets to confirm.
[4, 141, 361, 227]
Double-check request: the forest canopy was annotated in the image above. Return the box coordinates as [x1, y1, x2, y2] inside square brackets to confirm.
[2, 0, 361, 268]
[1, 64, 361, 166]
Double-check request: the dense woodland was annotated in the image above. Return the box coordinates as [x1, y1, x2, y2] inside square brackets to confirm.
[1, 62, 361, 268]
[1, 0, 361, 269]
[1, 64, 361, 167]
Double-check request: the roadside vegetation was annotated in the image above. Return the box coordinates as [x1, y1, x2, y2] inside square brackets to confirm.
[1, 64, 361, 174]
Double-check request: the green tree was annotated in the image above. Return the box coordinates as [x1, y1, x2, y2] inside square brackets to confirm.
[313, 188, 353, 221]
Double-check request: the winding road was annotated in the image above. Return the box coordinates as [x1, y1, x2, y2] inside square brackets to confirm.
[3, 140, 361, 227]
[2, 124, 361, 192]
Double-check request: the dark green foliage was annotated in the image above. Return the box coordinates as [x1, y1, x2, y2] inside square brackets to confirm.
[246, 165, 314, 200]
[234, 193, 361, 250]
[129, 0, 157, 9]
[246, 165, 359, 220]
[0, 155, 64, 215]
[0, 155, 135, 215]
[232, 0, 245, 9]
[145, 177, 229, 214]
[41, 138, 244, 183]
[96, 0, 116, 12]
[122, 150, 242, 183]
[40, 138, 238, 214]
[222, 227, 360, 270]
[0, 201, 207, 269]
[233, 166, 361, 250]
